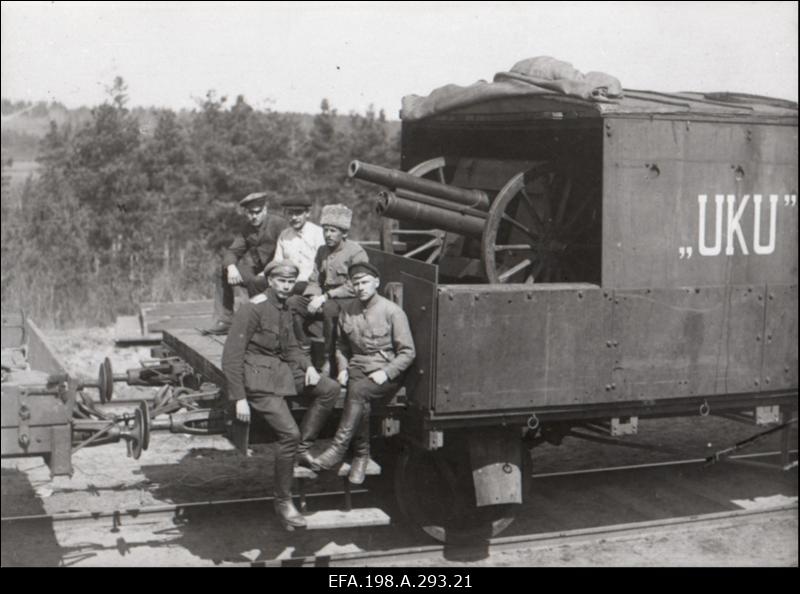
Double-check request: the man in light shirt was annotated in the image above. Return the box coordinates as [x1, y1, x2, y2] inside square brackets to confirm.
[272, 195, 325, 293]
[279, 196, 327, 365]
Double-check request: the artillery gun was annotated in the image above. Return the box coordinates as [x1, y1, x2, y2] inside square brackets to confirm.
[350, 154, 601, 286]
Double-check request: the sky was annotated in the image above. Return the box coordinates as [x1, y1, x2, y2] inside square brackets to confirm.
[1, 1, 798, 118]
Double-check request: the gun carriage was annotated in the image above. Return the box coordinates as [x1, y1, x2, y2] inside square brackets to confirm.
[3, 87, 797, 543]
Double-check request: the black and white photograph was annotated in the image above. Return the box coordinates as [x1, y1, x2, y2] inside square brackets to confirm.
[1, 1, 797, 569]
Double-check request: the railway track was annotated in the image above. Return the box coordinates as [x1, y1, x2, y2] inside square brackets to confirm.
[240, 504, 797, 567]
[2, 448, 796, 567]
[2, 449, 794, 526]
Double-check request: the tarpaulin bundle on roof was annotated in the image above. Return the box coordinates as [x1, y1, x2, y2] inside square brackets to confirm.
[400, 56, 624, 121]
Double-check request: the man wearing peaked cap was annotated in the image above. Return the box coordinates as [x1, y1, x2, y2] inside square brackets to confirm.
[348, 261, 380, 279]
[203, 191, 288, 335]
[222, 256, 339, 530]
[272, 195, 325, 292]
[264, 259, 300, 278]
[292, 204, 370, 374]
[311, 259, 416, 485]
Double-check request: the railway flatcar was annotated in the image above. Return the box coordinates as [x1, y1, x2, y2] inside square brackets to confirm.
[3, 77, 797, 543]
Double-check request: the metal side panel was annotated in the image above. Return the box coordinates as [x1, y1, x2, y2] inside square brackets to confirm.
[763, 284, 799, 391]
[434, 284, 608, 413]
[610, 286, 764, 400]
[366, 247, 438, 284]
[400, 272, 437, 411]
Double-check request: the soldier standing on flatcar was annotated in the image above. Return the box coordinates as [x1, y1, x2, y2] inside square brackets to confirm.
[204, 192, 288, 335]
[221, 260, 340, 530]
[312, 262, 415, 484]
[292, 204, 369, 373]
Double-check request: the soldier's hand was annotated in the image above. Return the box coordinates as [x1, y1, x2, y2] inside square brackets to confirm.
[305, 366, 321, 387]
[235, 399, 251, 423]
[227, 265, 244, 286]
[337, 369, 349, 386]
[307, 294, 327, 314]
[369, 370, 388, 385]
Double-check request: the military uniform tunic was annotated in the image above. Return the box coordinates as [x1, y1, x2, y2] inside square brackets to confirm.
[222, 288, 312, 401]
[335, 294, 416, 380]
[223, 215, 288, 273]
[304, 239, 369, 299]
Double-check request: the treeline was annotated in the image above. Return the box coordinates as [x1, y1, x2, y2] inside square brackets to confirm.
[1, 78, 400, 327]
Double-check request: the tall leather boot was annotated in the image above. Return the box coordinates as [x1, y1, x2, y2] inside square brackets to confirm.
[348, 408, 371, 485]
[273, 456, 306, 530]
[274, 498, 306, 530]
[311, 398, 364, 471]
[295, 402, 333, 468]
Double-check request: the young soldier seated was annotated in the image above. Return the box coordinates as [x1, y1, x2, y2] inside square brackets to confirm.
[311, 262, 416, 484]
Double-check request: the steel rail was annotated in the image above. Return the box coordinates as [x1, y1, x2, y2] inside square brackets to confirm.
[3, 450, 793, 524]
[244, 504, 798, 567]
[0, 488, 368, 524]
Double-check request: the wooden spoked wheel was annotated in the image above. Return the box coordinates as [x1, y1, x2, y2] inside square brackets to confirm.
[482, 162, 600, 284]
[394, 442, 517, 543]
[380, 157, 451, 264]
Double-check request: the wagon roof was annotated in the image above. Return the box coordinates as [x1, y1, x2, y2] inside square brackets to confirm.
[402, 89, 798, 122]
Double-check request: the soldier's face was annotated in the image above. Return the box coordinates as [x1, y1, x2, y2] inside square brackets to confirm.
[352, 275, 379, 302]
[323, 225, 346, 248]
[245, 205, 267, 227]
[285, 208, 310, 231]
[268, 275, 297, 299]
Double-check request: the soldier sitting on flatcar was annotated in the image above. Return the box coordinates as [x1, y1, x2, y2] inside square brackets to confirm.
[311, 262, 416, 484]
[221, 260, 340, 530]
[288, 204, 369, 373]
[204, 192, 288, 335]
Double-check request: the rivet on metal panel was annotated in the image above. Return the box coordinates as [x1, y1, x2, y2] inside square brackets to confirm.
[647, 164, 660, 179]
[699, 400, 710, 416]
[611, 383, 616, 390]
[577, 291, 583, 300]
[746, 129, 752, 141]
[605, 384, 612, 391]
[769, 293, 774, 300]
[448, 294, 454, 301]
[474, 294, 480, 301]
[754, 379, 760, 386]
[786, 366, 791, 373]
[614, 299, 619, 304]
[767, 334, 772, 341]
[606, 341, 612, 348]
[756, 335, 761, 342]
[18, 434, 30, 447]
[420, 306, 427, 312]
[612, 341, 619, 347]
[765, 377, 771, 385]
[695, 288, 700, 294]
[685, 121, 690, 131]
[734, 166, 745, 181]
[418, 369, 424, 375]
[527, 414, 539, 430]
[526, 292, 533, 300]
[443, 386, 450, 394]
[757, 294, 763, 301]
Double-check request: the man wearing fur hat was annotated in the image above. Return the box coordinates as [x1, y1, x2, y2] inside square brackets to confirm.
[221, 260, 340, 530]
[204, 192, 288, 335]
[298, 204, 369, 373]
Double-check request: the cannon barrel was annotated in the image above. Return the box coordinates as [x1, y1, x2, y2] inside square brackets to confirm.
[376, 191, 486, 237]
[350, 160, 490, 210]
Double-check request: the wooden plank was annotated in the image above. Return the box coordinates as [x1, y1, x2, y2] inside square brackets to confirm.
[303, 508, 391, 530]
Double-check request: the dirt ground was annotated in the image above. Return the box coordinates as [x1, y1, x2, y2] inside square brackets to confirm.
[1, 326, 797, 567]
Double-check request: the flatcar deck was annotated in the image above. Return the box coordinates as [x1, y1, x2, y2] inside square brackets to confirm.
[160, 328, 407, 409]
[162, 328, 227, 387]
